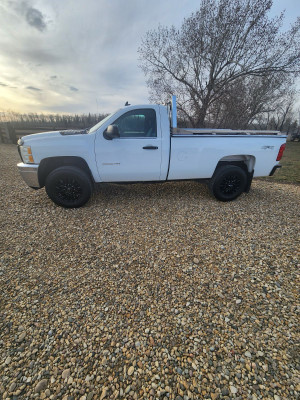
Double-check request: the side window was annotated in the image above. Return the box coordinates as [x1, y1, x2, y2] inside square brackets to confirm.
[112, 109, 157, 138]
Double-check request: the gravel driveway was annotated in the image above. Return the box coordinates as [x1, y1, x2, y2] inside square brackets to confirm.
[0, 144, 299, 400]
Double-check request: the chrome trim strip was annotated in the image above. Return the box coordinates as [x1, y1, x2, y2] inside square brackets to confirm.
[17, 163, 40, 188]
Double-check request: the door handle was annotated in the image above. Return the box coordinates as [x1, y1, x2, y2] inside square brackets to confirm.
[143, 146, 158, 150]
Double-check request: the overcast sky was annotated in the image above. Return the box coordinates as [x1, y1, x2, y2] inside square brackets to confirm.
[0, 0, 299, 115]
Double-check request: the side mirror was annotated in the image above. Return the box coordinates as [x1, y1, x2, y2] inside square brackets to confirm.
[103, 124, 120, 140]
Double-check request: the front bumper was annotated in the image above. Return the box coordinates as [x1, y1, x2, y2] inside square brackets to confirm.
[17, 163, 40, 188]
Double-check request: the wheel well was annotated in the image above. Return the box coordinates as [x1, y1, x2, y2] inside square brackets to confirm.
[215, 160, 248, 175]
[214, 155, 255, 175]
[38, 156, 94, 188]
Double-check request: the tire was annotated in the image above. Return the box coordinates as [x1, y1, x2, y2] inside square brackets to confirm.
[209, 165, 247, 202]
[45, 166, 93, 208]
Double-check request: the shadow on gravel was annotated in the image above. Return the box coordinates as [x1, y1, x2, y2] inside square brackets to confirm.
[91, 180, 212, 203]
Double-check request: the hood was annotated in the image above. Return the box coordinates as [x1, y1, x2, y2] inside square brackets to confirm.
[19, 130, 61, 144]
[19, 129, 87, 144]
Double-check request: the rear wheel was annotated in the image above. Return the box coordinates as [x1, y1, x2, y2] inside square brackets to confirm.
[210, 165, 247, 202]
[45, 166, 93, 208]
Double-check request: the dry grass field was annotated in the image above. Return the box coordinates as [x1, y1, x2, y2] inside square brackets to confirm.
[257, 141, 300, 184]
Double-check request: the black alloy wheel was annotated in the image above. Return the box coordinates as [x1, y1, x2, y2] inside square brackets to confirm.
[55, 176, 83, 203]
[210, 165, 247, 202]
[45, 166, 93, 208]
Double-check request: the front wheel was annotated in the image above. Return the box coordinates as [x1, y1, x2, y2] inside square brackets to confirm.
[45, 166, 93, 208]
[209, 165, 247, 202]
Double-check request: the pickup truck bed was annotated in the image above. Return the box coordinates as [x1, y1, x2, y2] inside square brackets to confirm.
[169, 132, 284, 180]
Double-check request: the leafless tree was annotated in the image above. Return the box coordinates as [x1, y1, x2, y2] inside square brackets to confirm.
[207, 74, 296, 129]
[138, 0, 300, 128]
[255, 91, 298, 133]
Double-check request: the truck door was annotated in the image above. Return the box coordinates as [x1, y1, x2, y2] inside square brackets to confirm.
[95, 107, 162, 181]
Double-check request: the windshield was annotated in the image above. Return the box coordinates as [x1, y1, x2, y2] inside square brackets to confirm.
[88, 109, 120, 134]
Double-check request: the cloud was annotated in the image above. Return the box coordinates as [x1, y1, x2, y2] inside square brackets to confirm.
[26, 86, 42, 91]
[0, 81, 17, 89]
[10, 1, 47, 32]
[21, 48, 61, 64]
[25, 6, 47, 31]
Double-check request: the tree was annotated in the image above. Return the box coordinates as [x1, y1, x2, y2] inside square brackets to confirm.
[138, 0, 300, 127]
[255, 89, 298, 133]
[207, 74, 296, 129]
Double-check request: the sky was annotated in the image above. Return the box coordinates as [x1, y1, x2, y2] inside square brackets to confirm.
[0, 0, 299, 115]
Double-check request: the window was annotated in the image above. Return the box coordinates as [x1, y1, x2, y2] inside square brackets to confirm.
[88, 110, 120, 134]
[112, 109, 157, 138]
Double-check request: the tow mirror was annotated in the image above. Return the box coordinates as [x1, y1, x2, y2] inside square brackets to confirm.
[103, 124, 120, 140]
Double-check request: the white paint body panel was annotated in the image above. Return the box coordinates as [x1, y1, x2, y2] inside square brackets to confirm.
[168, 135, 286, 179]
[20, 131, 101, 181]
[94, 105, 163, 181]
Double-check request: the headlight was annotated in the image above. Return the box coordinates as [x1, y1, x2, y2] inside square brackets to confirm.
[20, 146, 35, 164]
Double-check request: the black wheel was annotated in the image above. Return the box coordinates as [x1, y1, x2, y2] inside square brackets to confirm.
[209, 165, 247, 202]
[45, 166, 93, 208]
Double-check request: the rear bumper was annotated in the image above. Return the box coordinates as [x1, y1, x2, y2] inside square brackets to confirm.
[17, 163, 40, 188]
[269, 165, 282, 176]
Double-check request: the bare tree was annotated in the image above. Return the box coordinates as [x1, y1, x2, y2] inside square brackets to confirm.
[208, 74, 296, 129]
[256, 91, 298, 133]
[138, 0, 300, 127]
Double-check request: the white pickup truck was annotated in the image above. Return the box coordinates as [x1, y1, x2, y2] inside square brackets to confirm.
[17, 96, 286, 208]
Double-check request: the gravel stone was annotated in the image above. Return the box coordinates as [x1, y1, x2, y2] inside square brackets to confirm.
[87, 392, 94, 400]
[0, 144, 299, 400]
[34, 379, 48, 393]
[8, 382, 16, 392]
[128, 366, 134, 376]
[62, 369, 71, 380]
[17, 332, 26, 342]
[5, 356, 11, 365]
[230, 385, 238, 394]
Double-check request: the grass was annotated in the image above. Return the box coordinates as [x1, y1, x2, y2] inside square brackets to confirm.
[257, 141, 300, 184]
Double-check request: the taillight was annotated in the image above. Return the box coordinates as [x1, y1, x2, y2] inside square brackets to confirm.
[276, 143, 286, 161]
